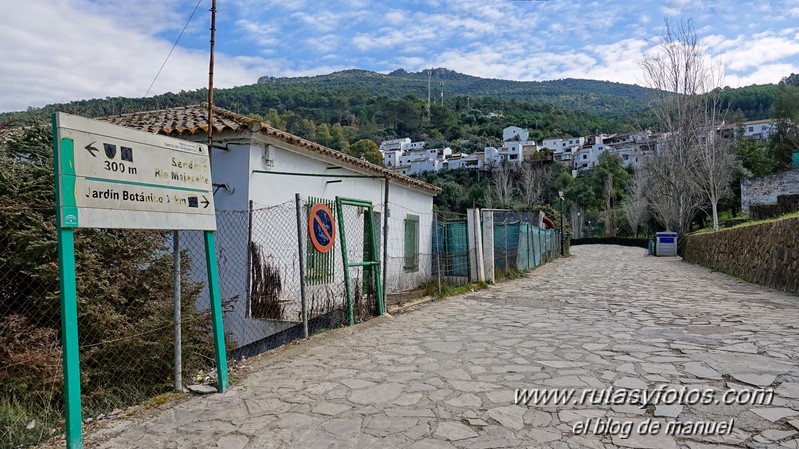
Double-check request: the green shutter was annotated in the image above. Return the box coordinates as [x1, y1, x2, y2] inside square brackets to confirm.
[404, 215, 419, 271]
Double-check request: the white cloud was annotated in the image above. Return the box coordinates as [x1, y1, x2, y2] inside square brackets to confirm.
[726, 63, 799, 87]
[4, 0, 799, 113]
[0, 0, 260, 112]
[236, 20, 281, 48]
[705, 31, 799, 75]
[385, 10, 406, 23]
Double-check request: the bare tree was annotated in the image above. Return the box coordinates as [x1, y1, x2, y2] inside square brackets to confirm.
[638, 20, 719, 236]
[622, 173, 649, 237]
[603, 173, 618, 237]
[518, 162, 545, 207]
[696, 91, 736, 231]
[491, 162, 515, 208]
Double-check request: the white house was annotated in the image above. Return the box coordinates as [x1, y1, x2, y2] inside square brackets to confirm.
[503, 126, 529, 142]
[106, 105, 440, 349]
[379, 137, 426, 152]
[445, 150, 491, 170]
[740, 119, 775, 141]
[541, 136, 585, 152]
[500, 140, 537, 165]
[498, 126, 537, 166]
[574, 136, 611, 173]
[382, 149, 402, 168]
[390, 146, 451, 175]
[379, 137, 410, 151]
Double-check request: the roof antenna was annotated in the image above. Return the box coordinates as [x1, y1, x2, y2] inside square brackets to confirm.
[208, 0, 216, 166]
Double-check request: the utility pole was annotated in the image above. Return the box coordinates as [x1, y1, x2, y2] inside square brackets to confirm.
[440, 81, 444, 106]
[427, 68, 432, 119]
[558, 190, 565, 256]
[207, 0, 216, 165]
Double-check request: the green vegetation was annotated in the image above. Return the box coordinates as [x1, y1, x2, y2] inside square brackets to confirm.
[691, 211, 799, 235]
[422, 280, 488, 299]
[0, 125, 217, 448]
[257, 68, 657, 118]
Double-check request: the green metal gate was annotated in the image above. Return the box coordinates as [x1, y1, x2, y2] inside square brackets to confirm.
[335, 197, 384, 326]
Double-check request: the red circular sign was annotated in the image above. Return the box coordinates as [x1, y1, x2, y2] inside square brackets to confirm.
[308, 203, 336, 253]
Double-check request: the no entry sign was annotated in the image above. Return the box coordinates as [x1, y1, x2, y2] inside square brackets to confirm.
[308, 203, 336, 253]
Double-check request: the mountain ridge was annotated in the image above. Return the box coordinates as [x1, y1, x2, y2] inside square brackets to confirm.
[257, 68, 655, 118]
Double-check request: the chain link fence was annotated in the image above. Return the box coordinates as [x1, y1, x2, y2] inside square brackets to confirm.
[0, 124, 564, 448]
[1, 209, 218, 448]
[483, 209, 561, 279]
[433, 211, 471, 287]
[1, 187, 561, 449]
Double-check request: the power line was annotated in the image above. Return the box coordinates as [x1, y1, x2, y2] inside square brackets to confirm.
[144, 0, 204, 98]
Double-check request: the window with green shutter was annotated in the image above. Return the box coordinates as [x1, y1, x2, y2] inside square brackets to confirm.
[404, 214, 419, 272]
[306, 197, 335, 284]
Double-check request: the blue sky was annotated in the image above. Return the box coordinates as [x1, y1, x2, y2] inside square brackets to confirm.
[2, 0, 799, 112]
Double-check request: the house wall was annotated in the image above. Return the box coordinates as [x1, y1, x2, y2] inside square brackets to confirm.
[166, 130, 435, 346]
[741, 168, 799, 214]
[247, 134, 434, 291]
[503, 126, 529, 142]
[186, 133, 434, 348]
[541, 139, 562, 151]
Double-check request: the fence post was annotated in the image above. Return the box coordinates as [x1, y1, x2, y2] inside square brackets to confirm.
[246, 200, 253, 318]
[433, 215, 442, 295]
[527, 222, 531, 270]
[295, 194, 309, 338]
[172, 231, 182, 391]
[504, 219, 509, 275]
[466, 208, 484, 283]
[481, 210, 495, 283]
[382, 177, 389, 299]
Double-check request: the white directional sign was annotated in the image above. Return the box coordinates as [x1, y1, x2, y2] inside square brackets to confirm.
[54, 112, 216, 230]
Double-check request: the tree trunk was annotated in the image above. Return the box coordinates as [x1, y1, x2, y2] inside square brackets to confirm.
[711, 200, 719, 232]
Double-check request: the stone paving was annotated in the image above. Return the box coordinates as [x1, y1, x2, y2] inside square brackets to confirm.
[96, 245, 799, 448]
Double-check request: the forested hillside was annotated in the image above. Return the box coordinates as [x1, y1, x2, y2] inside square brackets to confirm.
[257, 68, 657, 118]
[0, 68, 788, 155]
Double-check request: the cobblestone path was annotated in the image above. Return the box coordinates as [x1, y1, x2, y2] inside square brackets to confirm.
[97, 245, 799, 449]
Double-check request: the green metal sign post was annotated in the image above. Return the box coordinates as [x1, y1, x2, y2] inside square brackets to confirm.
[53, 113, 228, 449]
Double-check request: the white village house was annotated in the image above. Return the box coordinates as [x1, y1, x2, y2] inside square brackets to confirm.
[105, 105, 440, 350]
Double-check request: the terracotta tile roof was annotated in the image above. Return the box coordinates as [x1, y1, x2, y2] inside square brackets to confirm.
[103, 104, 440, 195]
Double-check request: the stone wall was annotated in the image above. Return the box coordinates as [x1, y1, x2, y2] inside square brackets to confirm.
[749, 194, 799, 220]
[684, 217, 799, 293]
[741, 169, 799, 214]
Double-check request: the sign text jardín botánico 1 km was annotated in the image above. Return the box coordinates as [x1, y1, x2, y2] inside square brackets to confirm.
[54, 112, 216, 230]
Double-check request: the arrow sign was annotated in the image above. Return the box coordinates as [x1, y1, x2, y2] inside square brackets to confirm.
[201, 195, 210, 209]
[84, 142, 99, 157]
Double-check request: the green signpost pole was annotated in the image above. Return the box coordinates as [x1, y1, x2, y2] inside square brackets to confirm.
[53, 114, 83, 449]
[58, 227, 83, 449]
[204, 231, 229, 392]
[52, 112, 228, 447]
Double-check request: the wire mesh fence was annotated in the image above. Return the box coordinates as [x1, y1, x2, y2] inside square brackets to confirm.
[433, 212, 471, 287]
[0, 212, 218, 448]
[1, 189, 561, 448]
[484, 209, 561, 279]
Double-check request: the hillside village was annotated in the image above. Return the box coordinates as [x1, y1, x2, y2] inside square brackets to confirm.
[380, 119, 777, 177]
